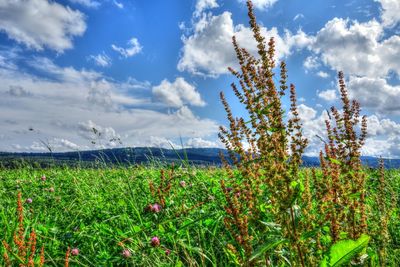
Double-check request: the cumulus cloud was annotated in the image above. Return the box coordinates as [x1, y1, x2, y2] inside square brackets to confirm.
[152, 77, 206, 108]
[375, 0, 400, 28]
[88, 53, 112, 67]
[303, 56, 320, 71]
[316, 71, 329, 78]
[237, 0, 278, 10]
[7, 85, 31, 97]
[0, 0, 86, 52]
[348, 76, 400, 114]
[194, 0, 219, 17]
[300, 18, 400, 78]
[294, 104, 400, 158]
[284, 2, 400, 119]
[363, 115, 400, 157]
[78, 120, 121, 147]
[0, 52, 218, 152]
[111, 38, 142, 58]
[297, 104, 317, 121]
[178, 12, 306, 76]
[318, 89, 337, 101]
[87, 80, 114, 110]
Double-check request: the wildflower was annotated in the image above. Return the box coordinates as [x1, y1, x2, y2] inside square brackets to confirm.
[25, 198, 32, 204]
[152, 203, 162, 213]
[165, 249, 171, 256]
[71, 248, 79, 256]
[122, 249, 131, 258]
[49, 187, 55, 192]
[41, 175, 46, 181]
[226, 187, 233, 192]
[151, 236, 160, 247]
[179, 180, 186, 187]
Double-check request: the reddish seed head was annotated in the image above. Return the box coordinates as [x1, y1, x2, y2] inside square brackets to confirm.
[41, 175, 46, 181]
[151, 236, 160, 247]
[122, 249, 131, 258]
[179, 180, 186, 187]
[165, 249, 171, 256]
[25, 198, 32, 204]
[145, 204, 153, 212]
[226, 187, 233, 192]
[71, 248, 79, 256]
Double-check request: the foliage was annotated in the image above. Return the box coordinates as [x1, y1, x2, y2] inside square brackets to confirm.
[320, 234, 370, 267]
[0, 167, 398, 266]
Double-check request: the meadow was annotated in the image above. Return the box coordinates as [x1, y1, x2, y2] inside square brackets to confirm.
[0, 165, 399, 266]
[1, 0, 400, 266]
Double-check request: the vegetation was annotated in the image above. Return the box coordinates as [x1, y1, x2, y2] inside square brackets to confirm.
[0, 166, 398, 266]
[1, 0, 399, 266]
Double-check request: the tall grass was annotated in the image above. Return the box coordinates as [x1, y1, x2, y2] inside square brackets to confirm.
[0, 0, 399, 266]
[217, 0, 399, 266]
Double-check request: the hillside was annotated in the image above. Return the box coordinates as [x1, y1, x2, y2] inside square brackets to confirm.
[1, 147, 399, 168]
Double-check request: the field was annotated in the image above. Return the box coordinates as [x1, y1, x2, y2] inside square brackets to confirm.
[0, 165, 399, 266]
[1, 1, 400, 266]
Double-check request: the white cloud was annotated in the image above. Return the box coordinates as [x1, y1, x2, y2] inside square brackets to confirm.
[113, 0, 124, 9]
[303, 56, 320, 70]
[7, 85, 31, 97]
[294, 104, 400, 158]
[112, 38, 142, 58]
[297, 104, 317, 121]
[152, 77, 206, 108]
[0, 53, 218, 152]
[318, 89, 337, 101]
[237, 0, 278, 10]
[375, 0, 400, 28]
[295, 105, 329, 156]
[348, 76, 400, 114]
[186, 137, 221, 148]
[178, 12, 304, 77]
[293, 14, 304, 21]
[68, 0, 100, 8]
[78, 120, 121, 148]
[87, 80, 114, 110]
[0, 0, 86, 52]
[88, 53, 112, 67]
[302, 18, 400, 78]
[194, 0, 219, 17]
[316, 71, 329, 78]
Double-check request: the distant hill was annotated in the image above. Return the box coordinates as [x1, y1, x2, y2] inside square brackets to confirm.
[0, 147, 399, 168]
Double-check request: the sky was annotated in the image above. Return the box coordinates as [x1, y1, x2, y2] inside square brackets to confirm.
[0, 0, 399, 157]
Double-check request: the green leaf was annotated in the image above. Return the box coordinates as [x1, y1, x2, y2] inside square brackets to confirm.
[328, 158, 341, 165]
[249, 239, 286, 262]
[320, 234, 370, 267]
[223, 247, 241, 266]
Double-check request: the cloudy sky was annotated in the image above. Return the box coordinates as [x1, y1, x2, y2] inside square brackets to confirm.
[0, 0, 399, 157]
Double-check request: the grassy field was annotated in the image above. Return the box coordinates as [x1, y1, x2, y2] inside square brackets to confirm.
[0, 165, 399, 266]
[1, 2, 400, 265]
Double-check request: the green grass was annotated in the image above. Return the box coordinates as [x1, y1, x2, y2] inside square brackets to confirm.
[0, 166, 399, 266]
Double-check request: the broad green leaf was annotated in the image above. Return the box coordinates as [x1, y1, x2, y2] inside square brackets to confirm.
[320, 234, 370, 267]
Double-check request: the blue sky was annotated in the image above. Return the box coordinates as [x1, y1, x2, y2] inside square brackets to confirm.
[0, 0, 399, 157]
